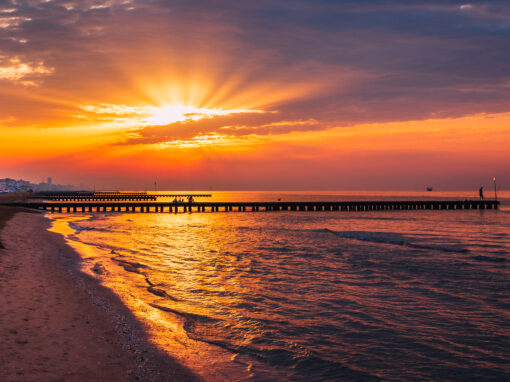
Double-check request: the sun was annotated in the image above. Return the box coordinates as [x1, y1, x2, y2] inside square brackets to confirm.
[147, 104, 263, 126]
[149, 105, 204, 125]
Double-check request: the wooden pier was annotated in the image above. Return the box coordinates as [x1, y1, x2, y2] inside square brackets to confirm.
[5, 200, 500, 213]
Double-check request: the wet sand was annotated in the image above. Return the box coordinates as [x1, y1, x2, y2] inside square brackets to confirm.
[0, 205, 199, 381]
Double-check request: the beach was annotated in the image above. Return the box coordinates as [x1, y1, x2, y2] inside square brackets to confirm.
[0, 204, 199, 381]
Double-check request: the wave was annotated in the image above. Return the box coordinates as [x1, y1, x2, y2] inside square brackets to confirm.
[316, 229, 469, 254]
[237, 225, 469, 253]
[346, 216, 416, 221]
[64, 234, 140, 256]
[68, 222, 113, 233]
[149, 303, 219, 326]
[112, 257, 149, 273]
[149, 303, 379, 381]
[469, 255, 506, 263]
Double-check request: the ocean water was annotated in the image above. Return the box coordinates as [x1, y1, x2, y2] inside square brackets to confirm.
[50, 191, 510, 381]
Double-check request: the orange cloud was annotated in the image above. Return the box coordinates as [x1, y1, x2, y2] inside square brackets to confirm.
[0, 56, 53, 86]
[3, 111, 508, 190]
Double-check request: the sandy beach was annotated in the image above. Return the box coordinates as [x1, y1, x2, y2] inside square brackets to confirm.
[0, 204, 199, 381]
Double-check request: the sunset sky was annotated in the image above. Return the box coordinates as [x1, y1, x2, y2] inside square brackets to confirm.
[1, 0, 509, 190]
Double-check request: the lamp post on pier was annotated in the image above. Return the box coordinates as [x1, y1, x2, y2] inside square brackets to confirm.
[493, 177, 497, 201]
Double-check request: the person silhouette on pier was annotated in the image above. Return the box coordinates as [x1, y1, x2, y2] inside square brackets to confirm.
[479, 187, 484, 200]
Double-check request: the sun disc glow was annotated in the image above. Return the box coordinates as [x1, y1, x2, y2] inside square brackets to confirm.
[148, 104, 265, 126]
[150, 105, 210, 125]
[79, 102, 267, 129]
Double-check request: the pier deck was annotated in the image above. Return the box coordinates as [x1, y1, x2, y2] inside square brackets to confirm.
[4, 200, 499, 213]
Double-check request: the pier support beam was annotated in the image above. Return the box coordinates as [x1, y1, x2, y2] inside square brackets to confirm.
[31, 199, 498, 215]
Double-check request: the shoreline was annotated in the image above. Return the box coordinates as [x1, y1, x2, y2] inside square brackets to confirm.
[0, 208, 199, 381]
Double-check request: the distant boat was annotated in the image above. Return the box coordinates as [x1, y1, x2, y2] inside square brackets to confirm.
[426, 187, 433, 192]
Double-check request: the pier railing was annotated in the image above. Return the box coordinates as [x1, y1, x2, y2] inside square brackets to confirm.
[4, 200, 500, 213]
[30, 192, 212, 201]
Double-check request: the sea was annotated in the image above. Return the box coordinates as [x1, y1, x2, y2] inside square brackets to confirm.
[49, 191, 510, 381]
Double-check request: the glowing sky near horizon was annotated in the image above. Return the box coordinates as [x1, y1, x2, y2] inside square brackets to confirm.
[0, 0, 509, 189]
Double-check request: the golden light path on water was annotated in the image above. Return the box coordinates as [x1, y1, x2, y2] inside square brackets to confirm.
[49, 214, 262, 381]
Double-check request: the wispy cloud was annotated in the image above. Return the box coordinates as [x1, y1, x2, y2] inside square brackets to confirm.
[158, 133, 248, 149]
[0, 15, 31, 29]
[0, 56, 53, 86]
